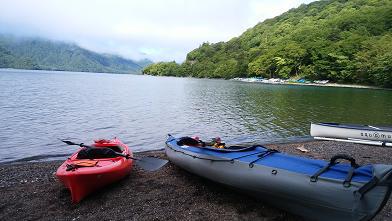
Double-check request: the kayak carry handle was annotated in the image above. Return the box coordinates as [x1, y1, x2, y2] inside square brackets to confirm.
[330, 154, 359, 168]
[311, 154, 359, 187]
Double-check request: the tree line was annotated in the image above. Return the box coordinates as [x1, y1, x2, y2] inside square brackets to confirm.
[143, 0, 392, 88]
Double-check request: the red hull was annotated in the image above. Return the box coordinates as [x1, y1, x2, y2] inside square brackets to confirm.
[56, 138, 133, 203]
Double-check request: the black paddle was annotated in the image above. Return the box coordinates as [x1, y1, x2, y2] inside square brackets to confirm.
[60, 140, 168, 171]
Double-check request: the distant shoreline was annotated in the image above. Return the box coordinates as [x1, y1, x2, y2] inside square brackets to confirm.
[0, 68, 141, 75]
[143, 73, 391, 91]
[2, 68, 389, 91]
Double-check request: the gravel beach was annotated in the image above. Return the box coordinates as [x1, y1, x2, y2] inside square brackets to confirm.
[1, 140, 391, 221]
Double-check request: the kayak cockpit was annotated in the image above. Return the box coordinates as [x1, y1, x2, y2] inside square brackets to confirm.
[176, 136, 256, 152]
[92, 145, 124, 153]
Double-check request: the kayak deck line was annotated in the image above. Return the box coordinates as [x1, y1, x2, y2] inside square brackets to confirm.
[315, 136, 392, 147]
[168, 139, 374, 183]
[315, 122, 392, 132]
[368, 125, 381, 130]
[165, 143, 268, 163]
[167, 144, 290, 169]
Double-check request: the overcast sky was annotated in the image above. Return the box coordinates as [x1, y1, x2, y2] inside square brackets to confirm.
[0, 0, 315, 62]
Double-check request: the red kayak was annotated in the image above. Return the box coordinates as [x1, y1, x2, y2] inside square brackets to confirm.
[56, 138, 133, 203]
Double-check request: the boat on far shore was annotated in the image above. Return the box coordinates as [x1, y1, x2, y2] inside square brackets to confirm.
[231, 77, 385, 90]
[311, 122, 392, 146]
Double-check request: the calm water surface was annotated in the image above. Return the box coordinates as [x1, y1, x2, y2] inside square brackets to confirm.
[1, 69, 391, 163]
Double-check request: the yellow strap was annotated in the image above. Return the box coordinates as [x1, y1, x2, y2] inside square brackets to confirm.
[72, 160, 98, 167]
[213, 144, 225, 148]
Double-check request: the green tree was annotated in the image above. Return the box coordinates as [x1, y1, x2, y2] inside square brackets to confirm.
[144, 0, 392, 87]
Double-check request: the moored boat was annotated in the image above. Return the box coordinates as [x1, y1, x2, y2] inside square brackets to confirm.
[56, 138, 133, 203]
[311, 122, 392, 145]
[165, 135, 392, 221]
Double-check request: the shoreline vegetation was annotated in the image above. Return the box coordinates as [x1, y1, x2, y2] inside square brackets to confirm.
[143, 0, 392, 88]
[1, 140, 391, 220]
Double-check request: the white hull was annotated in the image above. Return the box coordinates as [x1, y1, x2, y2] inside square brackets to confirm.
[311, 123, 392, 143]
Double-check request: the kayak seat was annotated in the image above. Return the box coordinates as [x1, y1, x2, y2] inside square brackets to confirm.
[104, 145, 124, 153]
[177, 137, 203, 146]
[176, 137, 258, 152]
[93, 145, 124, 153]
[77, 147, 121, 159]
[201, 145, 257, 152]
[66, 160, 98, 171]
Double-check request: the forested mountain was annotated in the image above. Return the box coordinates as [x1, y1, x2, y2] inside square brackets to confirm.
[0, 35, 152, 74]
[143, 0, 392, 87]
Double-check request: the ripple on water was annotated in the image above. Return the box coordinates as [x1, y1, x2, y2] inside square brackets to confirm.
[1, 70, 392, 163]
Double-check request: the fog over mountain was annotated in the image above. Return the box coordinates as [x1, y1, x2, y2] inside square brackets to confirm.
[0, 0, 315, 62]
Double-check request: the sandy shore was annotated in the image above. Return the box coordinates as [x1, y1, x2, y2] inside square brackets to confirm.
[1, 140, 391, 220]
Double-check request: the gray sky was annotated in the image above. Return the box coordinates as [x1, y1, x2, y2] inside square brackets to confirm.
[0, 0, 315, 62]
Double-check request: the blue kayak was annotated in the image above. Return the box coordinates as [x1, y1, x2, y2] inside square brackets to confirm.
[165, 135, 392, 221]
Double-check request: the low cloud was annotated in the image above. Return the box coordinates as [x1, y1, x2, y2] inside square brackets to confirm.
[0, 0, 315, 62]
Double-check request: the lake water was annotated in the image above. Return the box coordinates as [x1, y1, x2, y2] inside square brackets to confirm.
[1, 69, 391, 163]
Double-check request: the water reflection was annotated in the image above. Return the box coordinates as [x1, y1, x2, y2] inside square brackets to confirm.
[0, 69, 391, 163]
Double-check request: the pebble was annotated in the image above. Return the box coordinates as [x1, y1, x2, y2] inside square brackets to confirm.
[0, 141, 390, 221]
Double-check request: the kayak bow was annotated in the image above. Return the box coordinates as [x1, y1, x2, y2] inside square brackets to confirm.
[56, 138, 133, 203]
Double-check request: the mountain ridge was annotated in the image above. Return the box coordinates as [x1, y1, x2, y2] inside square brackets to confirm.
[0, 35, 152, 74]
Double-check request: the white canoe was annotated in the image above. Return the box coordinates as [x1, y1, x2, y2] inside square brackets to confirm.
[311, 123, 392, 144]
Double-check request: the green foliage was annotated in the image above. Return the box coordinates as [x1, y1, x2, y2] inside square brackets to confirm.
[144, 0, 392, 87]
[142, 61, 183, 76]
[355, 34, 392, 87]
[0, 35, 152, 74]
[213, 59, 238, 79]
